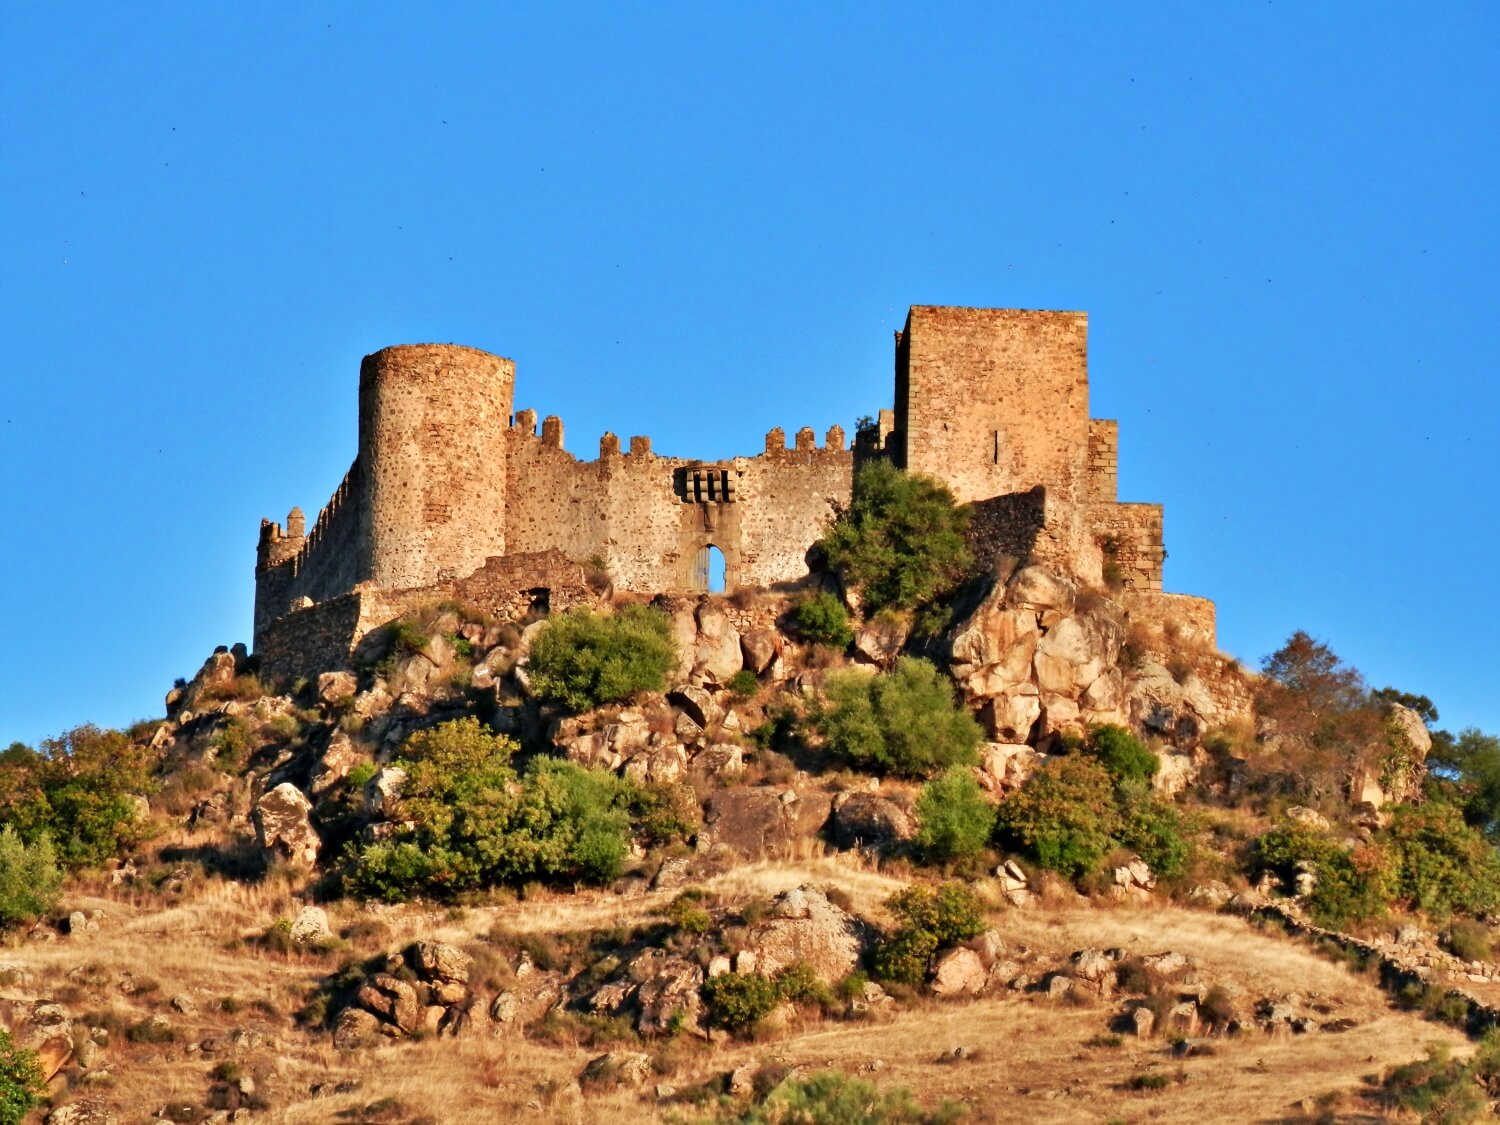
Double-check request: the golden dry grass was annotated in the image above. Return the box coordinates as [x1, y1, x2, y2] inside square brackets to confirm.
[0, 860, 1466, 1123]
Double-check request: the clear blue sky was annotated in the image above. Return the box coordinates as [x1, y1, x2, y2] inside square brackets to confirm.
[2, 3, 1496, 747]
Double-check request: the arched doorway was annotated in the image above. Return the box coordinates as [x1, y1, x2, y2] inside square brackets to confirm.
[693, 544, 727, 593]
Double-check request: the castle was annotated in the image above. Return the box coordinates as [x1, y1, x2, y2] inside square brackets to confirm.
[254, 306, 1188, 680]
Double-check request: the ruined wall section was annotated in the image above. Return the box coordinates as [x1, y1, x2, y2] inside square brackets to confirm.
[1087, 419, 1118, 502]
[254, 464, 364, 644]
[735, 427, 852, 589]
[1089, 501, 1164, 592]
[358, 344, 514, 591]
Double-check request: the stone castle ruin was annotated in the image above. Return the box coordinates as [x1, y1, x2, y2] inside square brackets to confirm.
[254, 306, 1201, 679]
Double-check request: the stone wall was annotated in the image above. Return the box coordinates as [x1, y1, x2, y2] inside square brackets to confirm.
[1087, 419, 1118, 502]
[1089, 502, 1165, 592]
[1122, 590, 1217, 650]
[256, 592, 368, 684]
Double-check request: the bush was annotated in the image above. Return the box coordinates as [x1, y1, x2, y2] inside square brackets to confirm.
[0, 827, 62, 927]
[872, 882, 986, 986]
[526, 606, 676, 712]
[1381, 1043, 1489, 1124]
[1084, 724, 1158, 785]
[0, 1030, 44, 1125]
[711, 1070, 963, 1124]
[818, 460, 973, 614]
[1447, 919, 1494, 963]
[701, 971, 782, 1032]
[0, 725, 157, 869]
[915, 768, 996, 863]
[1254, 822, 1395, 928]
[727, 670, 761, 698]
[1116, 790, 1189, 880]
[793, 592, 855, 649]
[995, 757, 1121, 878]
[345, 718, 642, 899]
[1386, 803, 1500, 918]
[809, 657, 982, 777]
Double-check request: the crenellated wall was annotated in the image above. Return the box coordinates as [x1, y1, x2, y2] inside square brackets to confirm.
[253, 307, 1203, 662]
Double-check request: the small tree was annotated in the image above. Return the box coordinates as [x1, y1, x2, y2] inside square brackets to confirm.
[527, 605, 676, 712]
[872, 882, 987, 985]
[1254, 631, 1383, 798]
[0, 827, 63, 927]
[810, 657, 982, 777]
[915, 768, 996, 862]
[818, 461, 972, 614]
[0, 725, 157, 869]
[346, 718, 642, 900]
[994, 756, 1121, 877]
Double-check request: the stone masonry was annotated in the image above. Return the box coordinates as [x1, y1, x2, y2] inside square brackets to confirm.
[254, 306, 1189, 679]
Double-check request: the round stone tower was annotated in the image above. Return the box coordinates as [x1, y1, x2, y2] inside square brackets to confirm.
[357, 343, 514, 590]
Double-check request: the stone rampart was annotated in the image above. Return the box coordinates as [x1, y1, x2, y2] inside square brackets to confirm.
[253, 306, 1207, 669]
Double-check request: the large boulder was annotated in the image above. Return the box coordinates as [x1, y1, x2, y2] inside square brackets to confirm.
[1009, 567, 1076, 613]
[1127, 661, 1220, 744]
[251, 783, 320, 868]
[24, 1003, 74, 1080]
[413, 941, 473, 984]
[692, 602, 743, 683]
[701, 789, 802, 857]
[978, 743, 1043, 792]
[317, 670, 359, 707]
[930, 947, 987, 997]
[829, 792, 915, 850]
[741, 629, 781, 676]
[309, 730, 364, 796]
[635, 958, 704, 1035]
[746, 886, 867, 983]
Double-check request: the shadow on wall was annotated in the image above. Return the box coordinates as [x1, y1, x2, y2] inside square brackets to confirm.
[966, 486, 1046, 570]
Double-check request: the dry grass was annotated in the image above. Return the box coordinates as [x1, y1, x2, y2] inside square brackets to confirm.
[0, 864, 1467, 1124]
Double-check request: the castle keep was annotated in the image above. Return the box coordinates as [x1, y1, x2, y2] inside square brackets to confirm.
[254, 306, 1182, 678]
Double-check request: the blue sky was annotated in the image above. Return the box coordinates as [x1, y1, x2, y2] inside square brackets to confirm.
[2, 2, 1496, 746]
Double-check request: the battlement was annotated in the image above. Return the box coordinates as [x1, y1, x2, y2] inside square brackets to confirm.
[254, 307, 1187, 665]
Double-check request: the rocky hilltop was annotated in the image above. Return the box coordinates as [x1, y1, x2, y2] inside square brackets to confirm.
[2, 538, 1495, 1123]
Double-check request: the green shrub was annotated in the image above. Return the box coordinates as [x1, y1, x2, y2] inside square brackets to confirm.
[995, 757, 1121, 878]
[1447, 919, 1494, 963]
[0, 827, 62, 927]
[915, 768, 996, 863]
[666, 892, 712, 935]
[702, 971, 782, 1031]
[793, 592, 855, 649]
[345, 718, 641, 899]
[727, 669, 761, 698]
[1116, 791, 1189, 880]
[526, 606, 676, 712]
[809, 657, 982, 777]
[0, 725, 156, 869]
[1253, 823, 1394, 928]
[772, 962, 834, 1008]
[1386, 803, 1500, 918]
[1084, 724, 1158, 785]
[0, 1029, 44, 1125]
[872, 882, 986, 986]
[818, 460, 973, 614]
[1381, 1042, 1489, 1125]
[710, 1070, 963, 1124]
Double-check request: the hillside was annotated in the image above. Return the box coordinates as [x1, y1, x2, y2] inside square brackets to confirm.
[4, 537, 1499, 1124]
